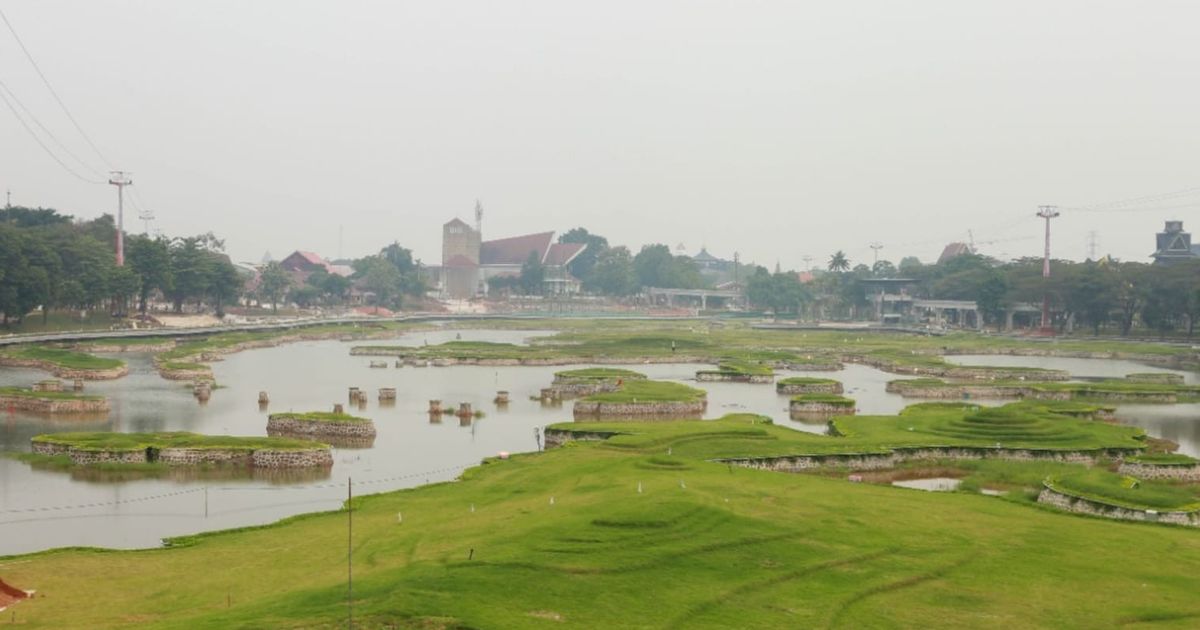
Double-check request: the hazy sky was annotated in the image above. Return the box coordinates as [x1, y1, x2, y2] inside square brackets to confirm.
[2, 1, 1199, 269]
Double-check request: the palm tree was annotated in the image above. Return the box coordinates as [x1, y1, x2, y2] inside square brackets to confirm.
[827, 251, 850, 272]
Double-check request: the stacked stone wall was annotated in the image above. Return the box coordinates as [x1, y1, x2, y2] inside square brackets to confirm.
[572, 399, 706, 419]
[788, 400, 855, 414]
[0, 395, 109, 414]
[0, 357, 128, 380]
[1117, 461, 1200, 481]
[695, 372, 774, 384]
[777, 382, 843, 395]
[544, 429, 621, 448]
[158, 448, 254, 466]
[267, 415, 377, 438]
[1037, 487, 1200, 527]
[252, 448, 334, 468]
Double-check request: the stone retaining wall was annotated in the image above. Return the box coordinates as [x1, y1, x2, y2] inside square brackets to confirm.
[885, 381, 1178, 403]
[695, 372, 774, 384]
[788, 400, 855, 414]
[252, 448, 335, 468]
[721, 446, 1127, 473]
[0, 394, 109, 414]
[572, 399, 707, 419]
[545, 381, 621, 398]
[544, 428, 622, 448]
[777, 382, 842, 395]
[1037, 486, 1200, 527]
[31, 440, 332, 469]
[154, 364, 215, 381]
[159, 448, 253, 466]
[1117, 461, 1200, 481]
[267, 415, 378, 438]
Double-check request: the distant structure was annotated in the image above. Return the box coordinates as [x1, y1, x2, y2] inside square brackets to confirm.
[692, 247, 734, 273]
[1151, 221, 1200, 265]
[937, 242, 973, 264]
[279, 250, 355, 284]
[437, 207, 587, 298]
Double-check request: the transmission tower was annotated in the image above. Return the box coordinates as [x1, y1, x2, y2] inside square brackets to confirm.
[801, 254, 813, 270]
[108, 171, 133, 266]
[138, 205, 155, 235]
[1086, 230, 1098, 260]
[1036, 205, 1060, 332]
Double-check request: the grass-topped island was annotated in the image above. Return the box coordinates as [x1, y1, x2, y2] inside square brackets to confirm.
[0, 386, 109, 414]
[886, 377, 1200, 403]
[267, 411, 377, 447]
[546, 367, 646, 397]
[695, 360, 774, 384]
[0, 346, 128, 380]
[777, 376, 843, 395]
[789, 393, 856, 415]
[29, 432, 333, 469]
[573, 379, 707, 420]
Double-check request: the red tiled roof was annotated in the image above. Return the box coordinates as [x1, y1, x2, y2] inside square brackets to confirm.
[480, 231, 554, 266]
[444, 254, 479, 268]
[281, 250, 332, 273]
[937, 242, 972, 264]
[545, 242, 586, 266]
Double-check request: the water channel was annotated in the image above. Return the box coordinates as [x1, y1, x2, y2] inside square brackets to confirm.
[1, 330, 1198, 554]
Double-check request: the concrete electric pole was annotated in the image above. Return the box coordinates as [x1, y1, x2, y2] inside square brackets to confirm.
[1037, 205, 1060, 332]
[108, 171, 132, 266]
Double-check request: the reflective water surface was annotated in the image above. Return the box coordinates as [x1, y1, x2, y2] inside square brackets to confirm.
[1, 331, 1198, 554]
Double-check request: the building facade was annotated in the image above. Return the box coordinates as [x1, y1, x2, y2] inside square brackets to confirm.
[436, 218, 586, 299]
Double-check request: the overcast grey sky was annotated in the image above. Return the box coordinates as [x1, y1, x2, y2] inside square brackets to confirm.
[2, 1, 1198, 269]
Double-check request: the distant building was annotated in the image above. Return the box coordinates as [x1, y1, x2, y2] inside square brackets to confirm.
[1151, 221, 1200, 265]
[937, 242, 972, 265]
[437, 217, 587, 299]
[692, 247, 733, 273]
[279, 251, 354, 284]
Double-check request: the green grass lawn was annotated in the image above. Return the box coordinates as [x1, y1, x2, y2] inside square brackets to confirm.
[582, 379, 707, 403]
[269, 411, 372, 424]
[1, 345, 124, 370]
[1126, 453, 1200, 466]
[31, 431, 325, 453]
[699, 359, 774, 376]
[8, 423, 1200, 628]
[778, 376, 840, 386]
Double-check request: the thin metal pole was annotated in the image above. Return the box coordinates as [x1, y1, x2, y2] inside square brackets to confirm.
[348, 476, 353, 629]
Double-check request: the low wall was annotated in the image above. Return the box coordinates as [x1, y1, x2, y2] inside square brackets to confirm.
[1117, 461, 1200, 481]
[159, 448, 254, 466]
[784, 361, 844, 371]
[696, 372, 774, 384]
[252, 448, 334, 468]
[885, 381, 1178, 404]
[844, 355, 1070, 381]
[155, 364, 215, 381]
[0, 394, 109, 414]
[0, 356, 128, 380]
[721, 446, 1128, 473]
[777, 382, 842, 395]
[544, 428, 621, 448]
[1037, 486, 1200, 527]
[545, 381, 621, 398]
[573, 399, 706, 419]
[788, 400, 855, 414]
[267, 415, 377, 438]
[31, 440, 332, 469]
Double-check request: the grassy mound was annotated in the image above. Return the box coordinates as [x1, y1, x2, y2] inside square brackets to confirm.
[581, 379, 707, 403]
[1125, 453, 1200, 466]
[269, 411, 372, 424]
[1046, 469, 1200, 512]
[699, 360, 774, 376]
[553, 367, 646, 381]
[778, 377, 840, 386]
[0, 386, 103, 401]
[32, 431, 324, 453]
[791, 393, 854, 407]
[1, 345, 124, 370]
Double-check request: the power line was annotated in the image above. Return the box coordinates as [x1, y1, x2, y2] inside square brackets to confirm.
[0, 6, 114, 169]
[0, 77, 105, 179]
[0, 83, 105, 184]
[1062, 186, 1200, 213]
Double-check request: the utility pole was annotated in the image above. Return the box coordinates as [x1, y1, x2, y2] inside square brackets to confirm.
[801, 255, 813, 271]
[4, 189, 10, 209]
[1037, 205, 1060, 332]
[869, 242, 883, 267]
[1086, 230, 1098, 261]
[108, 171, 133, 266]
[138, 206, 155, 235]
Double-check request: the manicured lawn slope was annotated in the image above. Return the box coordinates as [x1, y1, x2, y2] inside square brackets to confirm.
[8, 437, 1200, 628]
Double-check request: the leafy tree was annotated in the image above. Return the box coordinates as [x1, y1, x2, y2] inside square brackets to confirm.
[126, 235, 172, 315]
[258, 262, 292, 313]
[559, 228, 609, 283]
[361, 256, 403, 311]
[206, 256, 243, 317]
[519, 251, 545, 295]
[872, 260, 897, 277]
[827, 251, 850, 272]
[589, 246, 637, 296]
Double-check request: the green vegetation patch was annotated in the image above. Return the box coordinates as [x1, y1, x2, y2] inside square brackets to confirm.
[0, 386, 103, 401]
[32, 431, 324, 453]
[1125, 453, 1200, 466]
[159, 361, 211, 372]
[270, 411, 372, 424]
[581, 379, 707, 403]
[553, 367, 646, 381]
[1047, 469, 1200, 512]
[700, 359, 774, 376]
[791, 393, 855, 407]
[778, 377, 840, 386]
[1, 345, 123, 370]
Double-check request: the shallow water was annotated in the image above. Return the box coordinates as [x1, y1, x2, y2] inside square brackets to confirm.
[891, 477, 962, 492]
[2, 333, 1199, 553]
[944, 354, 1197, 384]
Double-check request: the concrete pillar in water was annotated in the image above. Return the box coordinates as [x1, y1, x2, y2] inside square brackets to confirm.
[429, 399, 442, 414]
[348, 387, 360, 401]
[258, 391, 269, 404]
[494, 391, 510, 404]
[458, 402, 473, 417]
[73, 379, 84, 391]
[379, 387, 397, 401]
[333, 403, 345, 414]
